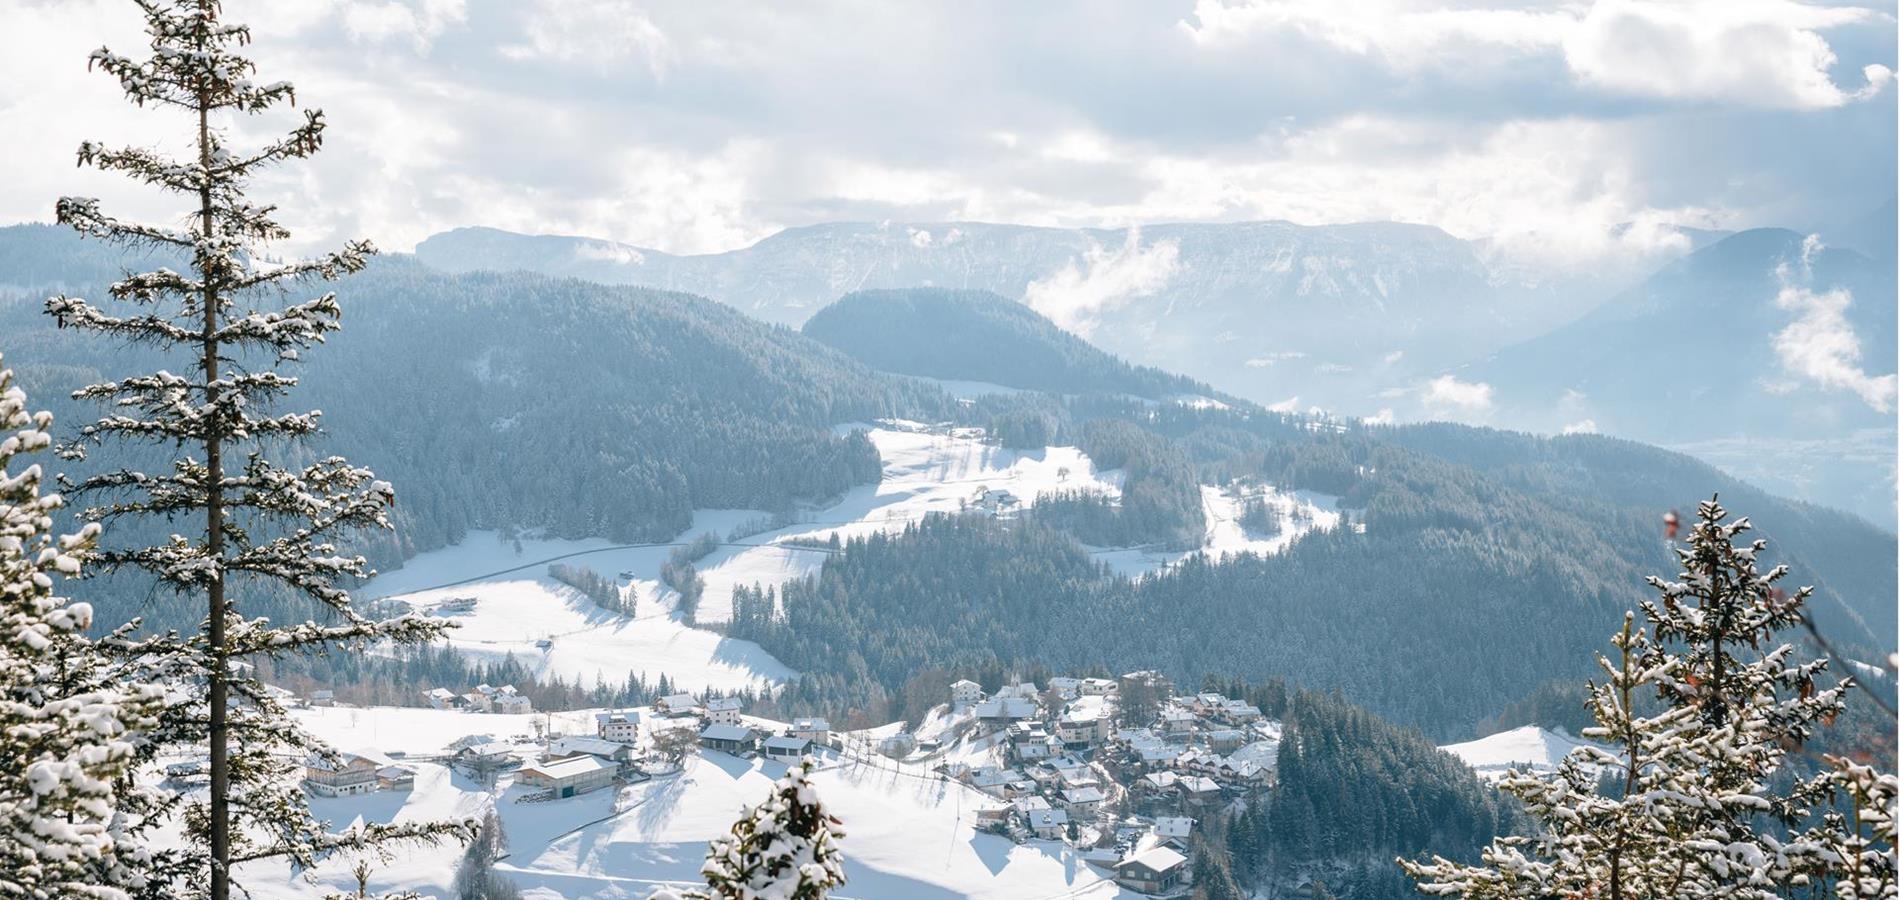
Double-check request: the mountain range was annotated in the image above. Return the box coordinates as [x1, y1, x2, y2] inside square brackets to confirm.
[416, 218, 1898, 526]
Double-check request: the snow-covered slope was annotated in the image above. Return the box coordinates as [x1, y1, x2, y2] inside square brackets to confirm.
[368, 423, 1350, 678]
[1440, 725, 1606, 781]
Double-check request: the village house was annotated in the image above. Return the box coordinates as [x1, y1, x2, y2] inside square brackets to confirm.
[656, 693, 701, 716]
[1206, 729, 1246, 754]
[1179, 775, 1222, 806]
[951, 679, 984, 704]
[422, 687, 459, 710]
[791, 717, 831, 743]
[1060, 785, 1106, 816]
[1116, 846, 1188, 895]
[489, 684, 532, 714]
[704, 697, 744, 727]
[303, 752, 380, 797]
[1218, 700, 1263, 724]
[1139, 771, 1179, 796]
[1159, 707, 1197, 737]
[972, 486, 1021, 516]
[596, 710, 640, 743]
[1027, 807, 1070, 840]
[968, 765, 1021, 798]
[1057, 708, 1104, 747]
[699, 723, 758, 755]
[1191, 692, 1227, 714]
[1217, 759, 1270, 787]
[516, 754, 616, 799]
[377, 765, 416, 792]
[1013, 736, 1054, 763]
[1073, 677, 1111, 696]
[762, 735, 811, 761]
[1047, 676, 1081, 698]
[1175, 748, 1222, 779]
[446, 734, 497, 753]
[1155, 816, 1194, 848]
[1138, 745, 1183, 769]
[460, 690, 492, 713]
[879, 732, 918, 757]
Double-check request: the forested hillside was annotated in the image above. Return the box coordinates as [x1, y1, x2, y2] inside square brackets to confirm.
[0, 228, 949, 631]
[802, 287, 1217, 399]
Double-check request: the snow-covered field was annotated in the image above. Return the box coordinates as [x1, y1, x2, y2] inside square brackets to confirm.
[1439, 725, 1606, 781]
[361, 523, 798, 693]
[248, 705, 1133, 899]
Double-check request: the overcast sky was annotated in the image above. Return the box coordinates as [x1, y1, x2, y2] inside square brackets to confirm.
[1, 0, 1893, 258]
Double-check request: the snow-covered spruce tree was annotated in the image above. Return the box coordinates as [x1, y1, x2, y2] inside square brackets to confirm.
[46, 2, 470, 897]
[1401, 497, 1896, 898]
[681, 758, 846, 899]
[0, 354, 184, 898]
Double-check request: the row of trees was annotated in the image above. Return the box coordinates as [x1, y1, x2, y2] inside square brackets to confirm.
[548, 563, 627, 613]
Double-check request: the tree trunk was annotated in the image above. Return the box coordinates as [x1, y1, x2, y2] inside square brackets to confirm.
[199, 89, 231, 900]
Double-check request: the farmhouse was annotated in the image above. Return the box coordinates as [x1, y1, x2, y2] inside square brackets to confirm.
[951, 679, 983, 704]
[516, 755, 616, 799]
[1116, 846, 1188, 894]
[303, 752, 379, 797]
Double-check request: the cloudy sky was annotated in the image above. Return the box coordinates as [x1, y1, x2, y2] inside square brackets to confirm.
[1, 0, 1893, 258]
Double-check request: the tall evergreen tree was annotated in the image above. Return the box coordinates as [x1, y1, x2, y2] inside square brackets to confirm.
[0, 354, 181, 898]
[46, 2, 469, 896]
[1401, 497, 1896, 898]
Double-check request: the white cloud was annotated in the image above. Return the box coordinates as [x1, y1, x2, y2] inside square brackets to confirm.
[341, 0, 466, 52]
[1382, 350, 1404, 365]
[1563, 0, 1891, 110]
[1770, 234, 1898, 412]
[501, 0, 674, 76]
[1421, 374, 1495, 413]
[1266, 396, 1302, 413]
[1561, 418, 1599, 434]
[1363, 407, 1396, 425]
[1024, 228, 1182, 336]
[1182, 0, 1893, 110]
[1180, 0, 1571, 68]
[0, 0, 1887, 261]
